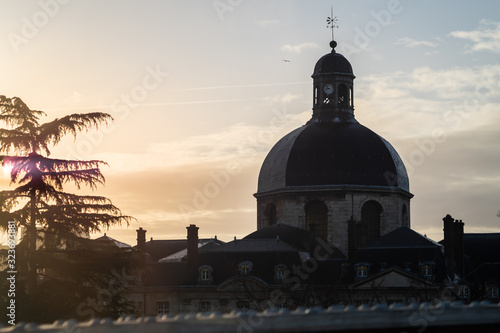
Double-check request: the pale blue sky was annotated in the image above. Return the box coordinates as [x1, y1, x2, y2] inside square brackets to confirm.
[1, 1, 500, 246]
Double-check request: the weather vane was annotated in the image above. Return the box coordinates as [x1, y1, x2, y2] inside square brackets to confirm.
[326, 7, 338, 41]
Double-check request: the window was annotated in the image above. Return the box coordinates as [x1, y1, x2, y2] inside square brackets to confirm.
[355, 263, 370, 278]
[380, 262, 388, 272]
[136, 301, 143, 315]
[201, 269, 210, 280]
[265, 204, 277, 226]
[236, 301, 250, 311]
[487, 286, 499, 299]
[274, 264, 287, 280]
[458, 286, 470, 299]
[403, 261, 412, 272]
[419, 262, 434, 279]
[305, 200, 328, 240]
[357, 201, 382, 247]
[157, 302, 169, 315]
[198, 301, 211, 313]
[402, 204, 409, 227]
[350, 86, 354, 107]
[338, 84, 348, 106]
[198, 265, 213, 283]
[239, 261, 253, 276]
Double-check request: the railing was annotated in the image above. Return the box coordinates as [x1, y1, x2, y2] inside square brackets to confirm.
[2, 301, 500, 333]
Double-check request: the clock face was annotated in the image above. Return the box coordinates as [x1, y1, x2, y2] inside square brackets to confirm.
[323, 83, 334, 95]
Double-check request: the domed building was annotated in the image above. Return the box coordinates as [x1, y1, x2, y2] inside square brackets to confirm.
[255, 41, 413, 255]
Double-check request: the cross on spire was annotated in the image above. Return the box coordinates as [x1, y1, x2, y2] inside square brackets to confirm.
[326, 7, 338, 42]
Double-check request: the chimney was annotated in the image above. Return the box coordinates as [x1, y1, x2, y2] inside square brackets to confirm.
[443, 214, 464, 279]
[186, 224, 199, 267]
[136, 227, 146, 252]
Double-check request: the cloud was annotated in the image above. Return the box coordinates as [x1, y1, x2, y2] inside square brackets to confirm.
[396, 37, 438, 48]
[450, 19, 500, 53]
[280, 42, 319, 53]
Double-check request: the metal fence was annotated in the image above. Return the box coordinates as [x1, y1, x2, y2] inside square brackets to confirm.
[2, 301, 500, 333]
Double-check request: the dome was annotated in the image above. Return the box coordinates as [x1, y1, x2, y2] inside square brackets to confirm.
[257, 121, 409, 193]
[312, 51, 354, 77]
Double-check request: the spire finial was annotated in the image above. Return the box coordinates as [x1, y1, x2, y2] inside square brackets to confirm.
[326, 7, 338, 51]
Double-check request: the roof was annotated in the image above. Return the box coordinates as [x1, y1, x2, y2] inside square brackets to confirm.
[158, 238, 224, 262]
[461, 263, 500, 285]
[134, 238, 217, 262]
[352, 227, 447, 283]
[244, 223, 346, 259]
[257, 122, 410, 193]
[203, 238, 302, 254]
[463, 233, 500, 267]
[312, 50, 354, 77]
[361, 227, 442, 250]
[94, 234, 131, 248]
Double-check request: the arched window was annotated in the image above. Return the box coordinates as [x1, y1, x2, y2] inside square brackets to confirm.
[350, 86, 354, 107]
[198, 265, 213, 284]
[238, 261, 253, 276]
[305, 200, 328, 240]
[265, 203, 277, 226]
[338, 84, 348, 107]
[314, 86, 318, 106]
[274, 264, 288, 281]
[402, 204, 409, 227]
[357, 201, 382, 247]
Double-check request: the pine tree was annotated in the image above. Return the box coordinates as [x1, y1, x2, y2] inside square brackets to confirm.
[0, 95, 137, 322]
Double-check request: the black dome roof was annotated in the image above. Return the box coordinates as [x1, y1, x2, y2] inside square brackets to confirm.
[312, 51, 353, 77]
[257, 122, 409, 193]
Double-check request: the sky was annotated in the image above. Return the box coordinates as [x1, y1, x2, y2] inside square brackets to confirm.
[1, 0, 500, 247]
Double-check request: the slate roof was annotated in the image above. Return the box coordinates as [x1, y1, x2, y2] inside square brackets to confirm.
[352, 227, 447, 283]
[257, 122, 410, 193]
[158, 239, 224, 262]
[244, 223, 346, 259]
[462, 263, 500, 285]
[94, 234, 131, 248]
[134, 238, 219, 262]
[312, 50, 354, 77]
[361, 227, 442, 249]
[463, 233, 500, 267]
[142, 224, 348, 287]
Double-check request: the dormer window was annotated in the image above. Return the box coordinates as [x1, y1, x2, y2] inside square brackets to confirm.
[198, 265, 213, 284]
[274, 264, 287, 280]
[419, 262, 435, 279]
[486, 285, 499, 299]
[239, 261, 253, 276]
[355, 262, 370, 279]
[380, 262, 388, 272]
[458, 285, 470, 299]
[403, 261, 412, 272]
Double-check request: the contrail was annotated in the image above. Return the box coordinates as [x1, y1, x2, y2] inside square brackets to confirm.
[44, 81, 309, 112]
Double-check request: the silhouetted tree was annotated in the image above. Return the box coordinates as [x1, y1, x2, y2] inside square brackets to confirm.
[0, 95, 136, 322]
